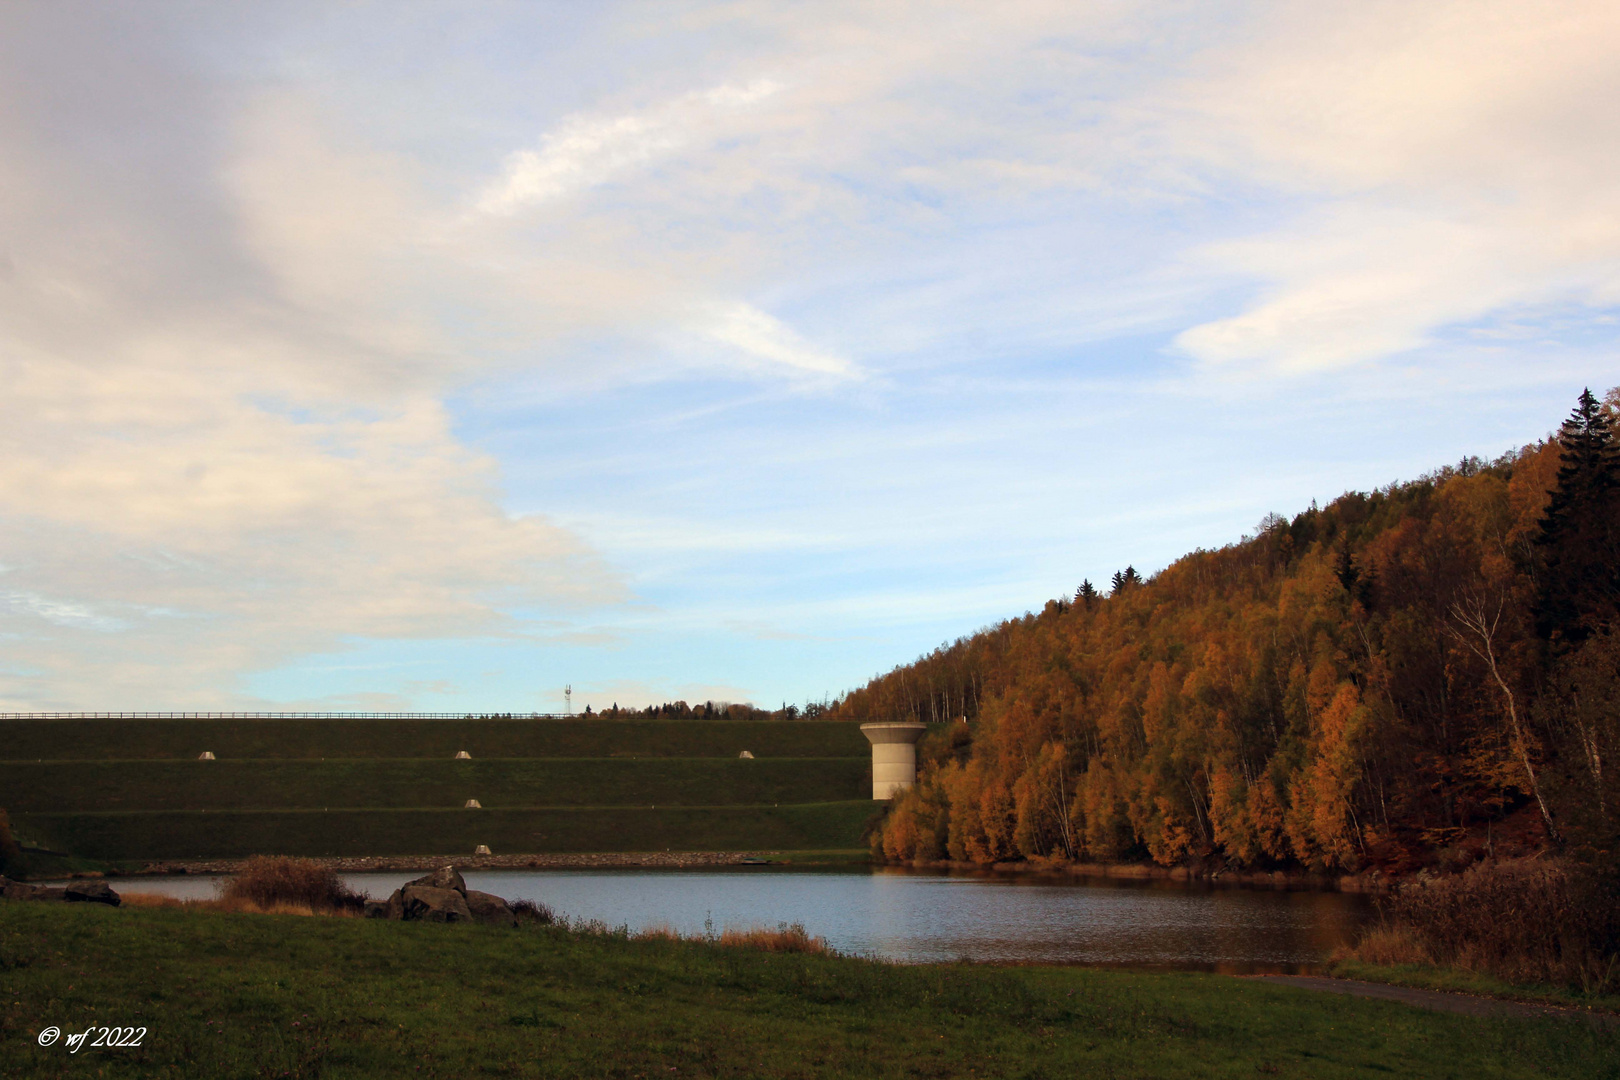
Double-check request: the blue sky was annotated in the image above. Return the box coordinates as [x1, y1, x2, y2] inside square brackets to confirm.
[1, 2, 1617, 711]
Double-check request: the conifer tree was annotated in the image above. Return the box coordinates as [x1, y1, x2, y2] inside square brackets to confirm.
[1534, 388, 1620, 648]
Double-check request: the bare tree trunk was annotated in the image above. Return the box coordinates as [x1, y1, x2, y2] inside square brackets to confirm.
[1448, 595, 1560, 842]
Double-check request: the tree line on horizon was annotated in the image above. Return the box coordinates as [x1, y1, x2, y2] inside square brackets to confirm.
[828, 388, 1620, 875]
[579, 700, 825, 722]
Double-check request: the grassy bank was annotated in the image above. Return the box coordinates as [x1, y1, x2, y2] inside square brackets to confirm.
[2, 902, 1614, 1079]
[0, 759, 869, 812]
[15, 802, 879, 862]
[0, 719, 868, 762]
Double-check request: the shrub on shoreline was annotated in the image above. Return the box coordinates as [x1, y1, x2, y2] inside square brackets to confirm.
[1351, 858, 1620, 993]
[220, 856, 366, 914]
[509, 897, 556, 925]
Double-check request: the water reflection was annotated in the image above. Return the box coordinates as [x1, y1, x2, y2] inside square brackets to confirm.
[112, 867, 1374, 972]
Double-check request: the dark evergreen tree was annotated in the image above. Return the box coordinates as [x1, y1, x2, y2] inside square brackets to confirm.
[1110, 566, 1141, 596]
[1534, 389, 1620, 649]
[1075, 580, 1098, 608]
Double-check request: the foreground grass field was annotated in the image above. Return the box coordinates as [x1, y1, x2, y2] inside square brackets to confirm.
[2, 903, 1615, 1079]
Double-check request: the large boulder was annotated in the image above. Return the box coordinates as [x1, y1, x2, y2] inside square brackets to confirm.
[363, 900, 391, 919]
[1, 878, 64, 901]
[398, 885, 471, 923]
[405, 866, 466, 894]
[464, 890, 518, 928]
[64, 880, 120, 906]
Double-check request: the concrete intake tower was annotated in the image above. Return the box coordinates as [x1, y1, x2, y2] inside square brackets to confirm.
[859, 721, 927, 799]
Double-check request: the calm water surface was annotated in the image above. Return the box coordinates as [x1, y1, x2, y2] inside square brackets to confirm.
[114, 867, 1373, 971]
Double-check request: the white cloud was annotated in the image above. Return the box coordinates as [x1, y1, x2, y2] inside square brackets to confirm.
[475, 79, 783, 215]
[697, 302, 860, 380]
[0, 589, 129, 633]
[1163, 0, 1620, 370]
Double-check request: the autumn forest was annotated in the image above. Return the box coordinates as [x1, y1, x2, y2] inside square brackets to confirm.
[832, 389, 1620, 878]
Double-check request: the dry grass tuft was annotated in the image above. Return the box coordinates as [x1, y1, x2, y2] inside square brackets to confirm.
[509, 897, 556, 925]
[118, 891, 360, 918]
[624, 919, 830, 954]
[716, 922, 830, 954]
[221, 856, 365, 914]
[1344, 924, 1431, 966]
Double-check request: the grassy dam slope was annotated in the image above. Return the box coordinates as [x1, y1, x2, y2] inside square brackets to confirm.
[1, 719, 876, 863]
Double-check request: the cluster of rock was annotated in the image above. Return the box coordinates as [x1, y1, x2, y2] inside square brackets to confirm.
[365, 865, 517, 927]
[0, 876, 121, 906]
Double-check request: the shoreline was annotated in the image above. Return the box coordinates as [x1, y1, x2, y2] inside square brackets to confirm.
[103, 851, 1383, 891]
[894, 858, 1390, 892]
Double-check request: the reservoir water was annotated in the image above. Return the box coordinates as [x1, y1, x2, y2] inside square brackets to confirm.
[112, 867, 1374, 971]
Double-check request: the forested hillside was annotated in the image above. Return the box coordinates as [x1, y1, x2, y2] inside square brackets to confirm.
[834, 389, 1620, 874]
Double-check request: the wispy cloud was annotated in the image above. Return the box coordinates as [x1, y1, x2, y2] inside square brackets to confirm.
[1161, 0, 1620, 371]
[0, 590, 129, 633]
[475, 79, 783, 215]
[696, 302, 860, 380]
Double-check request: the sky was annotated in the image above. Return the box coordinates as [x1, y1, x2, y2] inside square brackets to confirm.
[1, 1, 1617, 713]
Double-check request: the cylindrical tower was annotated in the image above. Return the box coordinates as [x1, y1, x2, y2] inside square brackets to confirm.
[859, 721, 928, 799]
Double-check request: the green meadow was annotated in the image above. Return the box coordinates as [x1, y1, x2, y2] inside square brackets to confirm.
[3, 902, 1614, 1080]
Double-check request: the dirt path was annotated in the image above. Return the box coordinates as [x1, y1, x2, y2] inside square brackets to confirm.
[1253, 975, 1618, 1026]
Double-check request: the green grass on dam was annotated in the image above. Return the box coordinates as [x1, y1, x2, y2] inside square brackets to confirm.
[1, 718, 878, 862]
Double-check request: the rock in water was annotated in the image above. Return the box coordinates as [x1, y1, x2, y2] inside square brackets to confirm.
[405, 866, 467, 894]
[399, 885, 472, 923]
[63, 880, 120, 906]
[464, 889, 518, 928]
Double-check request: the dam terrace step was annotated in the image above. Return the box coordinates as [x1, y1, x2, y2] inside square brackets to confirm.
[0, 876, 121, 906]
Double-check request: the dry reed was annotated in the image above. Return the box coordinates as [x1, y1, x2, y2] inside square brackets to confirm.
[628, 920, 830, 954]
[509, 897, 556, 925]
[118, 891, 360, 918]
[220, 856, 366, 914]
[1354, 858, 1620, 992]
